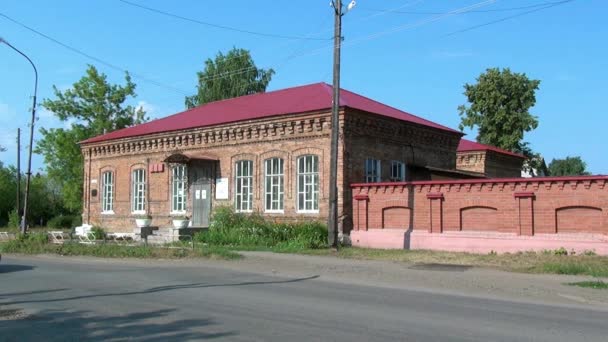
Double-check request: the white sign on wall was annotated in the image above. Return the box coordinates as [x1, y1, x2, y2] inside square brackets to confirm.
[216, 178, 229, 199]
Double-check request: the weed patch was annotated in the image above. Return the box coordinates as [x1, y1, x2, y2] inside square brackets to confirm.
[0, 232, 240, 260]
[567, 281, 608, 289]
[194, 207, 327, 249]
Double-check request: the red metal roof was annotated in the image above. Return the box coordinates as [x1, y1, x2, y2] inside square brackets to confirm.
[457, 139, 526, 159]
[82, 82, 459, 144]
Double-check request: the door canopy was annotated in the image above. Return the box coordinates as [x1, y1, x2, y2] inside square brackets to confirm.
[163, 152, 219, 164]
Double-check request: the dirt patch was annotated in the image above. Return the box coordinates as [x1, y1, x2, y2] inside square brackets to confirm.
[0, 307, 28, 320]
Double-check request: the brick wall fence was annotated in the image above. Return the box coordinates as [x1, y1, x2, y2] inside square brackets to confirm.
[350, 176, 608, 255]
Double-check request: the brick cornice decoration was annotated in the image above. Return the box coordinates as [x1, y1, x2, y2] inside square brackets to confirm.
[344, 110, 460, 152]
[82, 112, 330, 159]
[351, 176, 608, 193]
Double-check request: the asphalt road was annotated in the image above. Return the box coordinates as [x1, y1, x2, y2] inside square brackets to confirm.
[1, 255, 607, 342]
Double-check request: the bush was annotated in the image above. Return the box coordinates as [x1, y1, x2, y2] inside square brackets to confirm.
[91, 226, 106, 240]
[48, 215, 76, 229]
[194, 206, 327, 249]
[8, 209, 20, 228]
[1, 232, 49, 253]
[72, 215, 83, 228]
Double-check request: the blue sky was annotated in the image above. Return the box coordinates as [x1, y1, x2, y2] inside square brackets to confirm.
[1, 0, 606, 174]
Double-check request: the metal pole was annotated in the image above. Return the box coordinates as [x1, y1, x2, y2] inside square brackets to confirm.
[0, 38, 38, 234]
[328, 0, 342, 248]
[16, 128, 21, 218]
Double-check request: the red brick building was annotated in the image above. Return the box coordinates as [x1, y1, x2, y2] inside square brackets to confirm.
[80, 83, 522, 234]
[456, 139, 526, 178]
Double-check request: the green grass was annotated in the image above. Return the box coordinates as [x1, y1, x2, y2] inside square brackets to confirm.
[0, 233, 241, 260]
[567, 281, 608, 289]
[283, 247, 608, 278]
[194, 206, 328, 250]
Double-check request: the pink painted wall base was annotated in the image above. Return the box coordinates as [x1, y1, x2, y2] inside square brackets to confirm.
[350, 229, 608, 255]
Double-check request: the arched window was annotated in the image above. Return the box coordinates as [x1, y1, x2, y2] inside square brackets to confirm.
[101, 171, 114, 213]
[131, 168, 146, 213]
[234, 160, 253, 212]
[297, 155, 319, 212]
[264, 158, 284, 212]
[171, 165, 187, 213]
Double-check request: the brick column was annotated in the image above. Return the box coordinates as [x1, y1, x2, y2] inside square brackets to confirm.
[427, 193, 444, 234]
[515, 192, 535, 236]
[353, 194, 369, 231]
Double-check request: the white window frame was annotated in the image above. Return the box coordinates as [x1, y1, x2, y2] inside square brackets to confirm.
[235, 160, 253, 212]
[390, 160, 406, 181]
[297, 155, 319, 213]
[171, 165, 187, 214]
[264, 157, 284, 213]
[365, 159, 382, 183]
[131, 168, 146, 214]
[101, 171, 114, 214]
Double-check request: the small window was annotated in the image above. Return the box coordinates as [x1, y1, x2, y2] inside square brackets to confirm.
[131, 168, 146, 213]
[297, 155, 319, 212]
[235, 160, 253, 212]
[365, 159, 381, 183]
[390, 161, 406, 181]
[265, 158, 284, 212]
[101, 171, 114, 213]
[171, 165, 187, 213]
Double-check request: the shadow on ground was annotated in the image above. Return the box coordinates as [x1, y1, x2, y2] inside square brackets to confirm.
[0, 308, 235, 341]
[409, 263, 472, 272]
[0, 265, 35, 274]
[4, 275, 320, 306]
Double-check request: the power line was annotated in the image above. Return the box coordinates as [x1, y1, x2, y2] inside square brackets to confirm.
[287, 0, 497, 60]
[0, 12, 191, 96]
[118, 0, 331, 41]
[360, 0, 573, 15]
[444, 0, 576, 37]
[0, 12, 279, 97]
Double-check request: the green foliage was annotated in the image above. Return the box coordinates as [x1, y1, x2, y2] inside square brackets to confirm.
[0, 162, 17, 226]
[542, 260, 608, 277]
[7, 209, 20, 228]
[554, 247, 568, 256]
[36, 65, 147, 212]
[185, 47, 274, 109]
[48, 215, 77, 229]
[1, 232, 49, 253]
[0, 232, 240, 260]
[194, 206, 327, 249]
[548, 156, 590, 176]
[458, 67, 540, 153]
[90, 226, 106, 240]
[568, 281, 608, 289]
[72, 215, 83, 228]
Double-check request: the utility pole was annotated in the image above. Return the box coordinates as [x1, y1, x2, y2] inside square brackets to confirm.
[329, 0, 355, 249]
[0, 37, 38, 234]
[16, 128, 21, 219]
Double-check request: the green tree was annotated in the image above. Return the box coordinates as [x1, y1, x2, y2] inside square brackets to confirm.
[458, 67, 540, 152]
[548, 156, 590, 176]
[0, 162, 17, 226]
[36, 65, 147, 212]
[185, 47, 274, 109]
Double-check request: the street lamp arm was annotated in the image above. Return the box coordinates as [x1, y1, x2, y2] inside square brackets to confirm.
[0, 38, 38, 99]
[0, 37, 38, 234]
